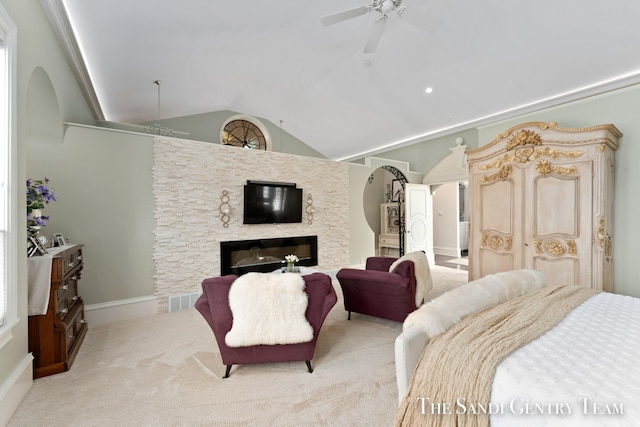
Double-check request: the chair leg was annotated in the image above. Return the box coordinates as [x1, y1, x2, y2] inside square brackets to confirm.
[223, 365, 232, 378]
[348, 311, 351, 320]
[305, 361, 313, 373]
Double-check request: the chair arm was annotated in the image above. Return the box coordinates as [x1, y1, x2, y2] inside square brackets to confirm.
[336, 268, 409, 289]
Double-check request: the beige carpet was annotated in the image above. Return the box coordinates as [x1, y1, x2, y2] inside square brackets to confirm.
[9, 265, 468, 427]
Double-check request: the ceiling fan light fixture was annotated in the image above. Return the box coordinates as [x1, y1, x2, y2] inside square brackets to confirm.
[425, 87, 433, 94]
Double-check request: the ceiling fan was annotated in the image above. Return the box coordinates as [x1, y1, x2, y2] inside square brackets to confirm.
[321, 0, 442, 54]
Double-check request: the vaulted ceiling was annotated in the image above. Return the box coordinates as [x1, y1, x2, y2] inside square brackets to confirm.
[45, 0, 640, 160]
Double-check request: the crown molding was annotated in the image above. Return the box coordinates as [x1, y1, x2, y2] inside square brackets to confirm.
[39, 0, 104, 120]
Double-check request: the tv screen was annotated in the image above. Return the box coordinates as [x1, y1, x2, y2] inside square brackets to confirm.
[243, 182, 303, 224]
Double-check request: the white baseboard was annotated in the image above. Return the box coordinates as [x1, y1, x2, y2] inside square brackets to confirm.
[0, 354, 33, 427]
[84, 295, 158, 326]
[434, 246, 462, 258]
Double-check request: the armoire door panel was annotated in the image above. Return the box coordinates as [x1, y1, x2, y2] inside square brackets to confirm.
[479, 180, 513, 235]
[527, 161, 593, 288]
[533, 257, 581, 287]
[533, 175, 579, 237]
[479, 249, 515, 278]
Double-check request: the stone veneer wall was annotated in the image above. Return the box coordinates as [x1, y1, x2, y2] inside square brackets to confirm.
[152, 137, 350, 312]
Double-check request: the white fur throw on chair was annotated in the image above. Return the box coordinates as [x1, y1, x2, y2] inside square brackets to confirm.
[225, 272, 314, 347]
[389, 251, 433, 307]
[403, 269, 547, 340]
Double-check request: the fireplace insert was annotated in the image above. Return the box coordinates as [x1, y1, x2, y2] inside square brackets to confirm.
[220, 236, 318, 276]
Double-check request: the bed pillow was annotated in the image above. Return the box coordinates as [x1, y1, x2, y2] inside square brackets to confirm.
[402, 269, 546, 339]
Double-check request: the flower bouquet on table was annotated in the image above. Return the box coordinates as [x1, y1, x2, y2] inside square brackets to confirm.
[26, 177, 56, 256]
[284, 254, 299, 272]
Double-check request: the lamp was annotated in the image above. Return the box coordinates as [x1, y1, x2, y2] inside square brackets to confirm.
[144, 80, 176, 137]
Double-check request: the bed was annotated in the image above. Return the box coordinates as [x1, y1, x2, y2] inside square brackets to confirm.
[394, 270, 640, 426]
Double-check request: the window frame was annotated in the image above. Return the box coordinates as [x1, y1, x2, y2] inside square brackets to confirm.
[0, 4, 18, 350]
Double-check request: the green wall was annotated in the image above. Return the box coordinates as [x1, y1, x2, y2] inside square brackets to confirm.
[139, 109, 327, 159]
[0, 0, 94, 420]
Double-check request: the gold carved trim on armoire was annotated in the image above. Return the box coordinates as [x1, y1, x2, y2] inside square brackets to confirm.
[535, 159, 578, 177]
[534, 239, 578, 257]
[481, 233, 513, 252]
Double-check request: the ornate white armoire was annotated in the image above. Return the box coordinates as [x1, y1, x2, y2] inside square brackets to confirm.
[466, 122, 621, 291]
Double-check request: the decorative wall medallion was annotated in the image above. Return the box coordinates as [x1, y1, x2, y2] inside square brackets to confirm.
[566, 240, 577, 256]
[506, 129, 543, 151]
[305, 194, 314, 224]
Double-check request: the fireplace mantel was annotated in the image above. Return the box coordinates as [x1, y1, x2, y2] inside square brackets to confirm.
[220, 236, 318, 276]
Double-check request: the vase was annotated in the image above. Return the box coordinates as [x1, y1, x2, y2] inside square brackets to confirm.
[286, 263, 296, 272]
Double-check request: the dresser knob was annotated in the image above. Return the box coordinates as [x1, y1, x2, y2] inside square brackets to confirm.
[60, 308, 68, 314]
[72, 296, 79, 301]
[62, 285, 69, 290]
[77, 256, 82, 260]
[71, 276, 78, 280]
[68, 262, 75, 267]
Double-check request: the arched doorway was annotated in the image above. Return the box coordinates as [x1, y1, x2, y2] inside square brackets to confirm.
[362, 165, 408, 257]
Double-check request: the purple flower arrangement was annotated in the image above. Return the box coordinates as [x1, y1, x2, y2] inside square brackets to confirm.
[26, 177, 56, 229]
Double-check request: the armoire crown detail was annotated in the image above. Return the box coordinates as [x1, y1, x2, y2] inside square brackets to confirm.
[467, 121, 621, 292]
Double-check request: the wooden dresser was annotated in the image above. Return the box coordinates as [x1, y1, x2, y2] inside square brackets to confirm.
[28, 244, 88, 378]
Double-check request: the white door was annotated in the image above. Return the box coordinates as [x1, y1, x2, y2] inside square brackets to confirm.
[404, 183, 434, 265]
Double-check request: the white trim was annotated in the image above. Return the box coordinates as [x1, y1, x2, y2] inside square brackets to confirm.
[337, 71, 640, 161]
[0, 317, 18, 350]
[38, 0, 103, 120]
[0, 354, 33, 427]
[84, 295, 158, 326]
[0, 0, 17, 346]
[433, 246, 461, 258]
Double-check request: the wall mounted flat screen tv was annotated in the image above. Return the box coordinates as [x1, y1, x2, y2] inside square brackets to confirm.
[243, 181, 303, 224]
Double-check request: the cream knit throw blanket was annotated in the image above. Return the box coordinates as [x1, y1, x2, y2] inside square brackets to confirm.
[394, 285, 599, 427]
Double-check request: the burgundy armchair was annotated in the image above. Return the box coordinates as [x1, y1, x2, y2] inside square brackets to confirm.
[195, 272, 337, 378]
[336, 256, 418, 322]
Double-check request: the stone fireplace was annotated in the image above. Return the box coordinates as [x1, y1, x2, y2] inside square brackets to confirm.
[220, 235, 318, 276]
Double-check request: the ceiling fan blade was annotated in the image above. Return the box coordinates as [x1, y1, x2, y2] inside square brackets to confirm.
[321, 6, 369, 26]
[399, 9, 443, 33]
[363, 18, 387, 54]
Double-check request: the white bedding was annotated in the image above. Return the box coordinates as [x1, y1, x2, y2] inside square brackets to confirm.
[491, 292, 640, 426]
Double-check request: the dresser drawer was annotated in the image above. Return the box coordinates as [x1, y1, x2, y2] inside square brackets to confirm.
[55, 279, 80, 320]
[379, 235, 399, 248]
[63, 249, 82, 278]
[58, 301, 85, 352]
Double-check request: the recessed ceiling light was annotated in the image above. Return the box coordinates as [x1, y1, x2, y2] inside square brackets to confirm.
[425, 87, 433, 94]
